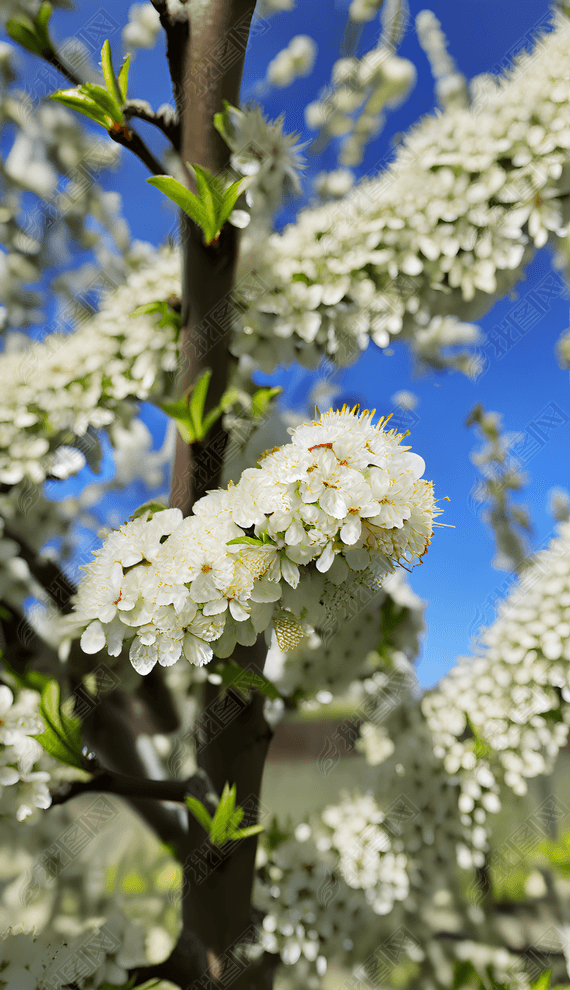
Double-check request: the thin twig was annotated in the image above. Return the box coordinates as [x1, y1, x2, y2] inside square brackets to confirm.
[123, 100, 181, 150]
[108, 124, 166, 176]
[50, 766, 219, 810]
[44, 50, 83, 87]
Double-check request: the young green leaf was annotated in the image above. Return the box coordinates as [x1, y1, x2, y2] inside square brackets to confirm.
[185, 796, 213, 834]
[6, 3, 54, 57]
[81, 82, 123, 122]
[219, 660, 281, 701]
[212, 101, 235, 148]
[129, 501, 168, 521]
[158, 399, 197, 445]
[228, 823, 265, 840]
[217, 180, 249, 232]
[146, 176, 215, 243]
[49, 83, 124, 129]
[252, 386, 282, 419]
[531, 973, 552, 990]
[1, 657, 52, 695]
[210, 781, 236, 843]
[32, 679, 85, 772]
[35, 1, 53, 45]
[188, 369, 212, 438]
[117, 53, 131, 102]
[100, 39, 123, 110]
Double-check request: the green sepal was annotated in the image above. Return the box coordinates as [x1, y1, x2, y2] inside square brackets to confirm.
[226, 536, 264, 547]
[31, 679, 85, 772]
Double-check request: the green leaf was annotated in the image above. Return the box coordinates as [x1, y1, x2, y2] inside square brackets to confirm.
[35, 1, 53, 50]
[49, 88, 116, 129]
[32, 679, 85, 772]
[1, 656, 52, 695]
[219, 660, 281, 701]
[210, 781, 236, 843]
[217, 178, 248, 231]
[129, 501, 168, 521]
[200, 404, 225, 437]
[226, 536, 264, 547]
[101, 40, 122, 106]
[185, 796, 213, 834]
[158, 399, 197, 445]
[147, 167, 248, 246]
[453, 960, 479, 990]
[229, 824, 265, 840]
[81, 82, 123, 122]
[146, 176, 215, 243]
[6, 4, 54, 56]
[130, 300, 180, 328]
[188, 369, 212, 438]
[118, 53, 131, 102]
[212, 101, 235, 148]
[98, 979, 137, 990]
[252, 386, 282, 419]
[532, 973, 552, 990]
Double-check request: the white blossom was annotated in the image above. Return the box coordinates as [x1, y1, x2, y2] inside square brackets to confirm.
[234, 13, 570, 372]
[68, 408, 440, 676]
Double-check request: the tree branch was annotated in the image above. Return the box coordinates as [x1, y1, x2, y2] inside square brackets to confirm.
[50, 766, 218, 809]
[108, 124, 167, 176]
[44, 50, 83, 87]
[123, 99, 181, 150]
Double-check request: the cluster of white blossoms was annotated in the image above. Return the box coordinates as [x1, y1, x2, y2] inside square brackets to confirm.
[216, 103, 309, 223]
[0, 685, 53, 823]
[122, 2, 162, 50]
[0, 910, 145, 989]
[266, 35, 317, 89]
[0, 246, 179, 485]
[70, 408, 439, 676]
[423, 520, 570, 798]
[254, 799, 407, 982]
[233, 10, 570, 372]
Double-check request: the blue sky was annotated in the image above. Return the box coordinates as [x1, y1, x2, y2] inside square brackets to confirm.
[8, 0, 569, 687]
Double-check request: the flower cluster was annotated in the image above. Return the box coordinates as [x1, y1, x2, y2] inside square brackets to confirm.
[69, 408, 439, 676]
[423, 520, 570, 798]
[233, 11, 570, 372]
[0, 909, 145, 989]
[253, 801, 405, 981]
[216, 103, 309, 219]
[266, 35, 317, 89]
[0, 685, 52, 823]
[0, 246, 179, 485]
